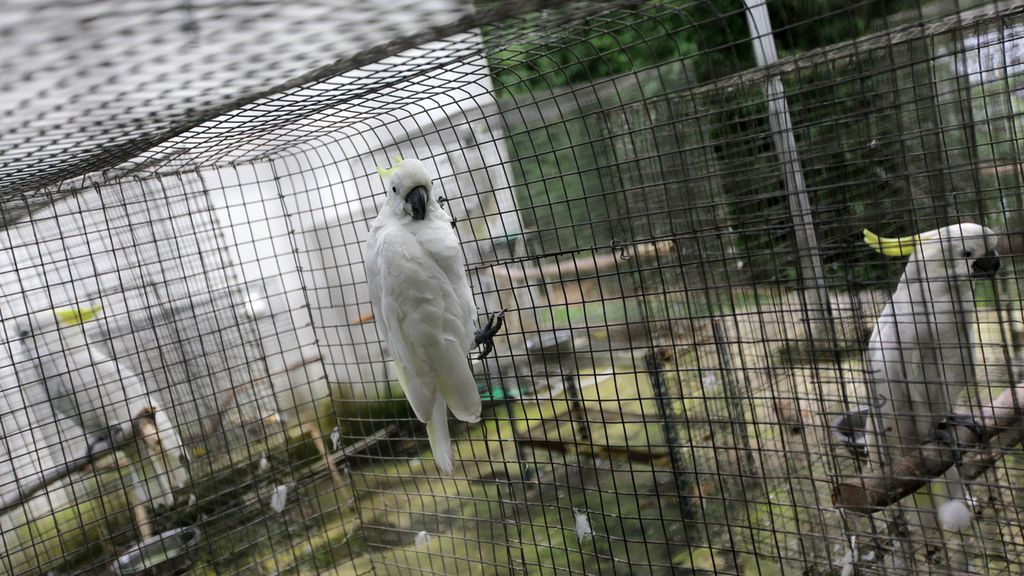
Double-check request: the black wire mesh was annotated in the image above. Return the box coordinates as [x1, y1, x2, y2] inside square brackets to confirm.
[2, 0, 1024, 574]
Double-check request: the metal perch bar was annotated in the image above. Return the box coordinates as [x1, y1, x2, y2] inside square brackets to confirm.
[832, 381, 1024, 513]
[0, 421, 136, 516]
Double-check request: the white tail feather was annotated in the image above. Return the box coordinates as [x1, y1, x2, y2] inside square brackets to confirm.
[427, 395, 453, 475]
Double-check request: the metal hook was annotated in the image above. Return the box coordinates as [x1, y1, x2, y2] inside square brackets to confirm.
[611, 239, 631, 261]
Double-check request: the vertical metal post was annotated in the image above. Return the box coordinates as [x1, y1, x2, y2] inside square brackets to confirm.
[645, 349, 693, 521]
[742, 3, 835, 570]
[743, 0, 833, 344]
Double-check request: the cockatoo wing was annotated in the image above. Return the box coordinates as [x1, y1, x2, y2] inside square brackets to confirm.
[61, 344, 148, 434]
[81, 345, 188, 500]
[367, 223, 481, 425]
[413, 220, 477, 349]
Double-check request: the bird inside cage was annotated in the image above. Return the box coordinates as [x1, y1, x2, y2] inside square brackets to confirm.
[365, 157, 505, 475]
[854, 224, 1001, 567]
[14, 305, 191, 540]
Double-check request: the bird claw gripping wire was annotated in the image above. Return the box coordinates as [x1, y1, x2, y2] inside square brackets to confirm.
[473, 308, 506, 360]
[437, 195, 457, 228]
[926, 414, 989, 465]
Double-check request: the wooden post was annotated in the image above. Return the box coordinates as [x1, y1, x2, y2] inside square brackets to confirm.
[646, 348, 693, 520]
[711, 321, 757, 482]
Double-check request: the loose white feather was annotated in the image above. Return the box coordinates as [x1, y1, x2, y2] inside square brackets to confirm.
[331, 426, 342, 452]
[270, 484, 289, 513]
[938, 499, 973, 531]
[573, 508, 594, 544]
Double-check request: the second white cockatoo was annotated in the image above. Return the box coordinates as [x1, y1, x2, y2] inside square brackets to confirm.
[364, 157, 503, 475]
[16, 305, 190, 538]
[863, 223, 1000, 538]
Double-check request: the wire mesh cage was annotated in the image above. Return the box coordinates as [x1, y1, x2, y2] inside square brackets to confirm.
[3, 0, 1024, 574]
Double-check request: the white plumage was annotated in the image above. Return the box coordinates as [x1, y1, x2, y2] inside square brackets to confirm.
[864, 223, 1001, 536]
[365, 158, 482, 475]
[17, 306, 189, 538]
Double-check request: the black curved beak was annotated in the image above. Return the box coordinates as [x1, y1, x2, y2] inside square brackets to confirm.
[972, 249, 1001, 278]
[405, 185, 429, 221]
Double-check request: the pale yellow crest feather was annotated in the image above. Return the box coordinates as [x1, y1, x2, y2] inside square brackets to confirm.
[375, 156, 404, 181]
[54, 304, 103, 326]
[863, 228, 920, 257]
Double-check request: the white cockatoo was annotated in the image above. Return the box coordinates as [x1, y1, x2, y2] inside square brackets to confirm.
[365, 157, 503, 475]
[863, 223, 1000, 538]
[16, 305, 190, 538]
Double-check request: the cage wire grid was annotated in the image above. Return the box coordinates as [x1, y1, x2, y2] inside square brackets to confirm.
[1, 0, 1024, 574]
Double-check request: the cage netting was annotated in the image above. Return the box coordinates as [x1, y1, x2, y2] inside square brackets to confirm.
[3, 0, 1024, 574]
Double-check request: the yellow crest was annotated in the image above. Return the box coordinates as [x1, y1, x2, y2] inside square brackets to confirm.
[54, 304, 103, 327]
[863, 228, 920, 257]
[375, 156, 404, 181]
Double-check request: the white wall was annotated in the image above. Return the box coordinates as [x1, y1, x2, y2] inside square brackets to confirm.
[208, 36, 528, 402]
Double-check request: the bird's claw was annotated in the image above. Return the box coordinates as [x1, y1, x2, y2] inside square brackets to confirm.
[926, 414, 988, 465]
[474, 308, 506, 360]
[946, 413, 989, 448]
[436, 196, 457, 228]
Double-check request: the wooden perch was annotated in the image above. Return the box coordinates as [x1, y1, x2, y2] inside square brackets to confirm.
[206, 351, 324, 434]
[0, 422, 135, 517]
[350, 310, 375, 325]
[960, 426, 1024, 481]
[498, 240, 676, 283]
[832, 383, 1024, 514]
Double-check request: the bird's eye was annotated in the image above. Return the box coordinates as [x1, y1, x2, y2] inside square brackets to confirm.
[964, 250, 974, 258]
[392, 186, 397, 193]
[18, 329, 28, 338]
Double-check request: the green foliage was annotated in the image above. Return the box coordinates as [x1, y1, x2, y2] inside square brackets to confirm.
[485, 0, 918, 92]
[485, 0, 1013, 291]
[505, 116, 611, 253]
[486, 1, 699, 97]
[685, 0, 756, 81]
